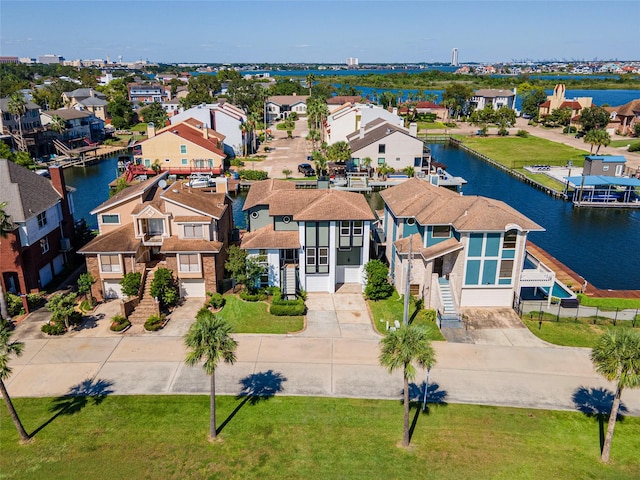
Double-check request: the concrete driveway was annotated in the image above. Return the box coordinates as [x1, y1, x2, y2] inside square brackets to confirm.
[255, 118, 310, 178]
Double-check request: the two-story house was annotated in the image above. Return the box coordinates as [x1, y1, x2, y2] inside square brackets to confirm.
[265, 94, 309, 123]
[324, 103, 405, 145]
[347, 119, 430, 173]
[170, 102, 249, 156]
[62, 88, 109, 121]
[469, 89, 517, 112]
[0, 161, 75, 296]
[41, 108, 105, 144]
[605, 99, 640, 136]
[241, 179, 375, 295]
[538, 84, 592, 120]
[134, 119, 226, 174]
[79, 173, 233, 301]
[128, 83, 170, 105]
[379, 178, 544, 312]
[0, 97, 42, 134]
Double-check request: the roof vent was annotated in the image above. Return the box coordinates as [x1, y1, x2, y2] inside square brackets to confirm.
[172, 188, 179, 193]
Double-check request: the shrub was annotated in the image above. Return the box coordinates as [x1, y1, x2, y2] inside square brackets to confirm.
[229, 158, 245, 167]
[41, 321, 65, 335]
[516, 129, 529, 138]
[563, 126, 577, 134]
[110, 315, 131, 332]
[207, 292, 225, 310]
[5, 293, 24, 317]
[79, 298, 97, 313]
[150, 268, 179, 308]
[628, 143, 640, 152]
[364, 260, 394, 300]
[239, 169, 268, 181]
[270, 303, 306, 316]
[271, 288, 305, 307]
[497, 127, 509, 136]
[77, 272, 95, 299]
[144, 314, 165, 331]
[424, 309, 437, 323]
[239, 290, 267, 302]
[120, 272, 142, 297]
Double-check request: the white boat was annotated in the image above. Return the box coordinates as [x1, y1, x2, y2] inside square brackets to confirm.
[187, 173, 213, 188]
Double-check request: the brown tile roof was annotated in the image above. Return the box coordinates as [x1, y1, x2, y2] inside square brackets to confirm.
[347, 120, 411, 152]
[173, 215, 211, 223]
[381, 178, 543, 232]
[243, 180, 375, 221]
[241, 225, 300, 250]
[91, 174, 167, 214]
[181, 118, 226, 142]
[151, 122, 225, 158]
[160, 237, 222, 253]
[606, 99, 640, 116]
[267, 95, 309, 106]
[162, 182, 228, 218]
[327, 96, 366, 105]
[415, 101, 444, 109]
[394, 235, 463, 261]
[78, 224, 140, 254]
[561, 101, 582, 110]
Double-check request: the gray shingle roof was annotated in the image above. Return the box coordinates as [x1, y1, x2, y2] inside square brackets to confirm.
[347, 120, 411, 152]
[0, 159, 62, 223]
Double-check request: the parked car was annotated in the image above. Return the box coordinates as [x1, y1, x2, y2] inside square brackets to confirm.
[298, 163, 315, 176]
[575, 131, 585, 138]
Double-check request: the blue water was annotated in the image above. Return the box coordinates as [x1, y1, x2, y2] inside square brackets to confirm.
[429, 144, 640, 290]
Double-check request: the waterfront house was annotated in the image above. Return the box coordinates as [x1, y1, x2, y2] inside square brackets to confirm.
[265, 94, 309, 122]
[41, 108, 105, 144]
[582, 155, 626, 177]
[79, 173, 233, 301]
[170, 102, 249, 156]
[604, 99, 640, 136]
[134, 118, 226, 175]
[0, 97, 42, 135]
[0, 161, 75, 296]
[538, 84, 592, 120]
[324, 103, 405, 145]
[469, 89, 516, 111]
[127, 83, 170, 105]
[241, 179, 375, 295]
[378, 178, 544, 312]
[414, 101, 449, 121]
[62, 88, 108, 121]
[346, 119, 430, 174]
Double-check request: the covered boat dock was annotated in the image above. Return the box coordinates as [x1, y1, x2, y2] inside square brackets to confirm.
[564, 175, 640, 208]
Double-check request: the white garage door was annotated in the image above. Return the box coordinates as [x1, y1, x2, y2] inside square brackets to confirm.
[53, 254, 65, 275]
[180, 279, 206, 298]
[103, 280, 124, 300]
[39, 264, 53, 288]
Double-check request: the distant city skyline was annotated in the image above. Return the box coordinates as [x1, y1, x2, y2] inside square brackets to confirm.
[1, 1, 638, 64]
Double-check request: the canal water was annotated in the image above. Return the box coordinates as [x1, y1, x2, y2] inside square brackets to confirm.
[64, 145, 639, 291]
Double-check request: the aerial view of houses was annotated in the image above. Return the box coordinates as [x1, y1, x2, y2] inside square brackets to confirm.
[1, 1, 640, 477]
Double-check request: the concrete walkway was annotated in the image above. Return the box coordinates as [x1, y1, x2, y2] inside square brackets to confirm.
[6, 291, 640, 415]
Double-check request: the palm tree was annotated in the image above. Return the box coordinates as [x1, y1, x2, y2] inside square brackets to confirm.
[306, 73, 315, 95]
[590, 329, 640, 462]
[584, 128, 611, 154]
[49, 114, 66, 137]
[238, 122, 249, 157]
[380, 323, 436, 447]
[0, 202, 15, 322]
[7, 92, 28, 151]
[0, 324, 29, 442]
[185, 309, 237, 441]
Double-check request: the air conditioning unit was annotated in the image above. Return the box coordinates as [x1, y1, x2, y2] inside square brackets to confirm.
[60, 238, 72, 251]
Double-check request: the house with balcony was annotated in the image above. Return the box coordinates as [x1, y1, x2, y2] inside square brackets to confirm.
[41, 108, 105, 144]
[324, 103, 404, 145]
[604, 99, 640, 136]
[469, 89, 517, 112]
[378, 178, 545, 318]
[241, 179, 375, 295]
[265, 94, 309, 122]
[134, 118, 226, 175]
[346, 119, 430, 174]
[128, 83, 170, 105]
[78, 173, 233, 301]
[170, 102, 249, 156]
[0, 161, 75, 297]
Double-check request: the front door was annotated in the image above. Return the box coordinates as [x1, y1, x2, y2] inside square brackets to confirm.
[433, 256, 444, 277]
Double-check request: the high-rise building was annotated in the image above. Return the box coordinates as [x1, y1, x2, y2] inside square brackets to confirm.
[451, 48, 459, 66]
[346, 57, 359, 67]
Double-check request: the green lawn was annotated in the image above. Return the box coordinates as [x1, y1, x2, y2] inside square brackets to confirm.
[417, 121, 448, 130]
[577, 294, 640, 311]
[523, 318, 617, 348]
[522, 172, 568, 191]
[216, 295, 304, 334]
[609, 139, 640, 148]
[459, 136, 587, 169]
[368, 291, 445, 340]
[2, 396, 639, 479]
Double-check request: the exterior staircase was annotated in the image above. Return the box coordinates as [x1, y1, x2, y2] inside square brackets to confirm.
[438, 277, 463, 329]
[282, 264, 297, 300]
[128, 268, 160, 325]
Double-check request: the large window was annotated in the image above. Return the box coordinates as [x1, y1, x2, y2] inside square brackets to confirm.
[305, 222, 330, 274]
[100, 254, 121, 273]
[378, 144, 386, 154]
[178, 253, 200, 272]
[101, 214, 119, 224]
[183, 224, 203, 239]
[432, 225, 451, 238]
[37, 212, 47, 228]
[339, 220, 364, 248]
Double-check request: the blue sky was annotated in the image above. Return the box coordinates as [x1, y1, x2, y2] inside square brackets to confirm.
[1, 1, 638, 64]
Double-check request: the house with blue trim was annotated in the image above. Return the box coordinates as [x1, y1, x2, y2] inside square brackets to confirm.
[378, 178, 544, 313]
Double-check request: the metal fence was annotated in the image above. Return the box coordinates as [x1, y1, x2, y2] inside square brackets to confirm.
[517, 300, 639, 327]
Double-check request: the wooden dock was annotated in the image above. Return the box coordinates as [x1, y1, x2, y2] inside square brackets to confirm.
[526, 241, 640, 299]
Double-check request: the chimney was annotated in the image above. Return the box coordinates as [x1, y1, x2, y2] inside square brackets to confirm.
[147, 122, 156, 138]
[89, 89, 95, 97]
[49, 165, 66, 198]
[48, 165, 75, 240]
[359, 127, 365, 139]
[203, 127, 209, 139]
[215, 176, 228, 194]
[392, 107, 398, 115]
[409, 122, 417, 137]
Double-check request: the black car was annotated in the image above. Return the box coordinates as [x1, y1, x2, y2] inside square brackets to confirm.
[575, 131, 585, 138]
[298, 163, 315, 176]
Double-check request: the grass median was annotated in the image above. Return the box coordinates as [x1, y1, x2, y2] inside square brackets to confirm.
[368, 291, 445, 340]
[2, 396, 638, 479]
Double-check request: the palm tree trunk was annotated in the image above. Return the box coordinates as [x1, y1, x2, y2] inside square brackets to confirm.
[209, 370, 217, 440]
[0, 378, 29, 442]
[403, 368, 410, 447]
[0, 282, 10, 321]
[601, 386, 621, 462]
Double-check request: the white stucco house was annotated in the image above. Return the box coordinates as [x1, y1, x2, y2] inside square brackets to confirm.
[324, 103, 405, 145]
[265, 94, 309, 122]
[469, 89, 517, 111]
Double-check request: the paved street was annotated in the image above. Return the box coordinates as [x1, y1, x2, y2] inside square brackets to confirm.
[7, 288, 640, 416]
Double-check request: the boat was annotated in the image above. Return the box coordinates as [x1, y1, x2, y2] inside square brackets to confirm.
[187, 173, 214, 188]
